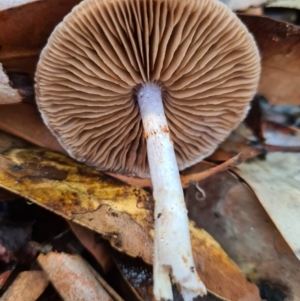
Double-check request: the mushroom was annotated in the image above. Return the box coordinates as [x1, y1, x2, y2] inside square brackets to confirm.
[35, 0, 260, 300]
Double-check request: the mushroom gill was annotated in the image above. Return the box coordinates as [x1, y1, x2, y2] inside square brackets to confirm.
[35, 0, 259, 178]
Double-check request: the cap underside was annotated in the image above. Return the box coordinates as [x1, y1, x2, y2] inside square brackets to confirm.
[35, 0, 260, 177]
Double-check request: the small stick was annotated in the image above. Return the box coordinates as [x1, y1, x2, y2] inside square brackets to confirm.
[107, 148, 265, 188]
[106, 172, 152, 188]
[180, 150, 260, 188]
[107, 150, 261, 189]
[107, 144, 300, 189]
[256, 144, 300, 153]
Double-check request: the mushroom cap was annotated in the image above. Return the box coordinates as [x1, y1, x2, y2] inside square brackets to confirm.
[35, 0, 260, 178]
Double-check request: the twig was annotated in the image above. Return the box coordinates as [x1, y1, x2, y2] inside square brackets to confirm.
[106, 172, 152, 188]
[107, 150, 261, 189]
[180, 150, 260, 188]
[255, 144, 300, 153]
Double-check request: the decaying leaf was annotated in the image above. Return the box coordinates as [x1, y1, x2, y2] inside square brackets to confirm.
[189, 225, 260, 301]
[1, 271, 49, 301]
[0, 146, 154, 264]
[0, 63, 22, 104]
[38, 252, 112, 301]
[185, 163, 300, 300]
[0, 104, 65, 153]
[0, 133, 260, 300]
[0, 0, 81, 80]
[235, 153, 300, 260]
[239, 15, 300, 106]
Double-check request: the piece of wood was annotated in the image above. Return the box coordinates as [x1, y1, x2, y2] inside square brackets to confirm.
[38, 252, 113, 301]
[1, 271, 48, 301]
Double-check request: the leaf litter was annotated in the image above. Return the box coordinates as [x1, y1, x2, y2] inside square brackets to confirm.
[0, 132, 260, 301]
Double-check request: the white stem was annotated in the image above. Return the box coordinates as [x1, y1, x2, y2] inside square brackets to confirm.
[137, 83, 207, 301]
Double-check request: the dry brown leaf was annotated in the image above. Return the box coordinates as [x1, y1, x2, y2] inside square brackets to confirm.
[0, 132, 260, 301]
[0, 64, 22, 104]
[38, 252, 113, 301]
[0, 0, 81, 80]
[239, 15, 300, 106]
[0, 104, 65, 153]
[185, 163, 300, 300]
[1, 271, 48, 301]
[189, 225, 260, 301]
[235, 153, 300, 260]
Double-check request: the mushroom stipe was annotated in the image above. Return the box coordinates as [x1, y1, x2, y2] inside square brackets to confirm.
[35, 0, 260, 300]
[138, 83, 206, 299]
